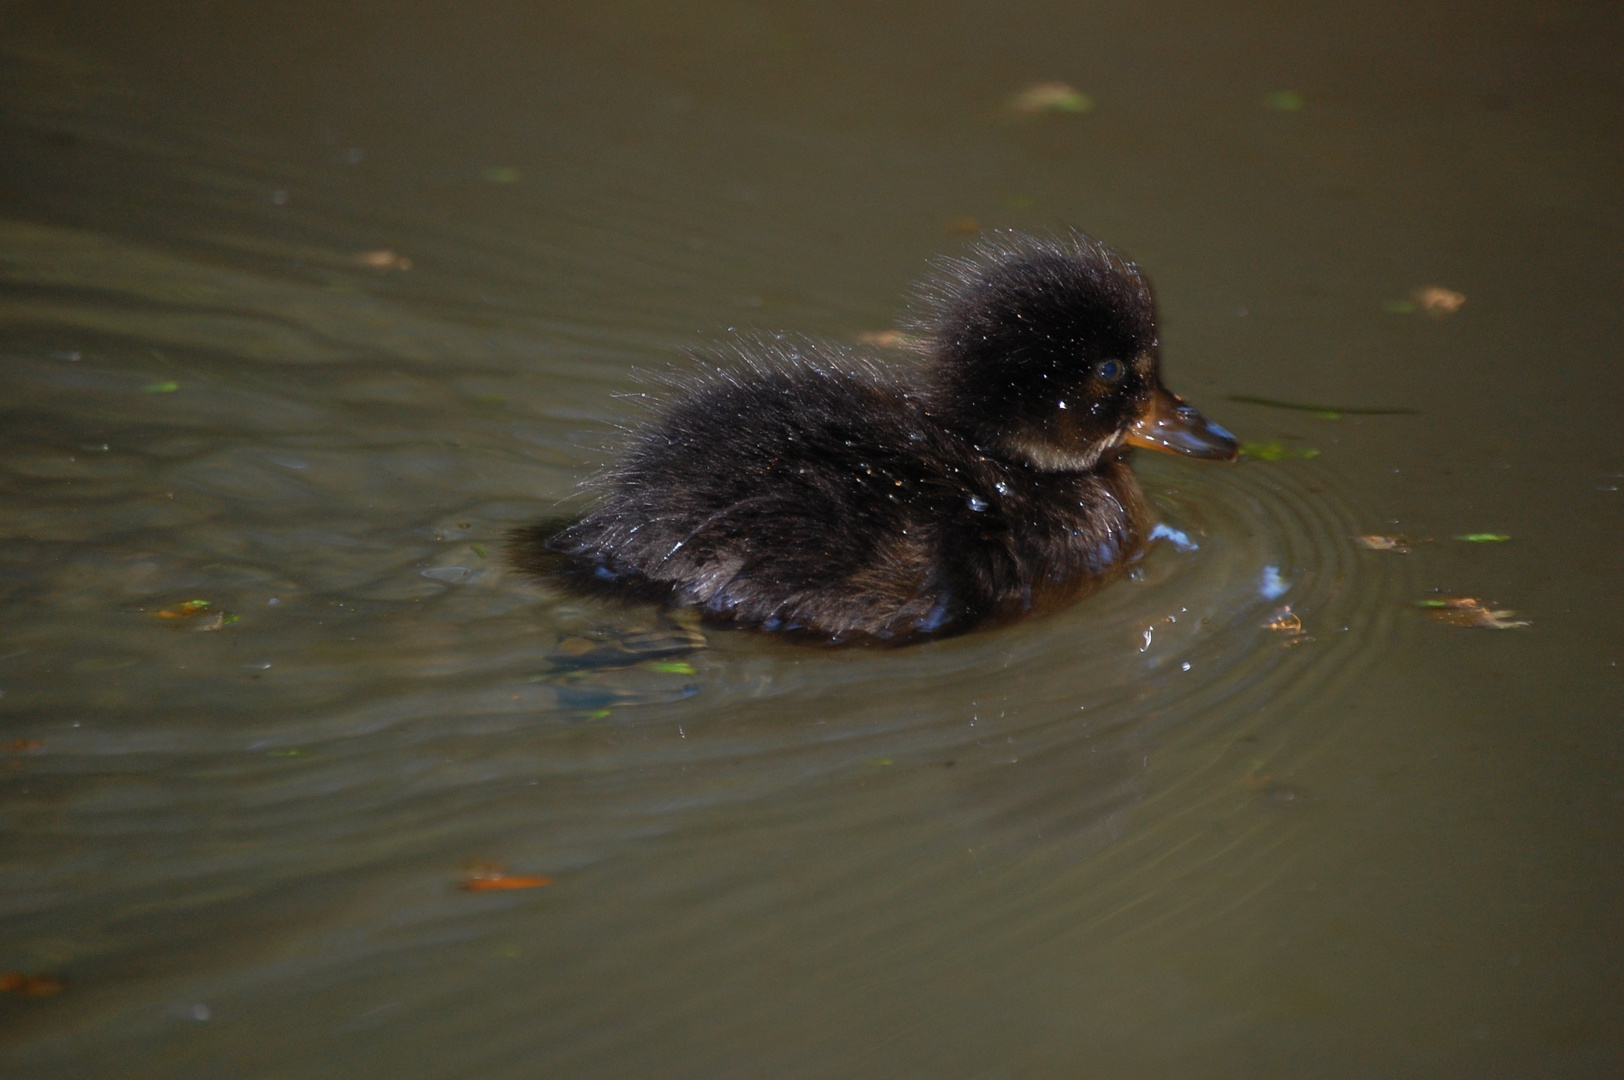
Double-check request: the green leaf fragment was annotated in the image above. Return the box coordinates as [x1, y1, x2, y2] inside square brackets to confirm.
[646, 661, 697, 675]
[1266, 90, 1304, 111]
[1414, 600, 1451, 607]
[588, 708, 612, 720]
[1383, 300, 1416, 315]
[1240, 441, 1320, 461]
[471, 544, 488, 559]
[267, 748, 310, 757]
[1455, 533, 1510, 543]
[482, 166, 521, 184]
[866, 757, 894, 767]
[143, 381, 179, 393]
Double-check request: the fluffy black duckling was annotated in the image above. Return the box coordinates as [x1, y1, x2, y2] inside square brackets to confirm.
[518, 230, 1238, 643]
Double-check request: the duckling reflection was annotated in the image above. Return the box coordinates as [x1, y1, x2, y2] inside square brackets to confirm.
[515, 230, 1238, 643]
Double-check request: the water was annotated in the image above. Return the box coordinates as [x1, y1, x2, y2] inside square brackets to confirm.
[2, 2, 1621, 1076]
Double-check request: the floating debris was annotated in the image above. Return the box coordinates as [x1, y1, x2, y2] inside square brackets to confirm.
[1414, 597, 1529, 629]
[1385, 287, 1467, 319]
[865, 757, 894, 767]
[156, 600, 213, 620]
[3, 740, 43, 753]
[645, 661, 697, 675]
[482, 166, 522, 184]
[142, 381, 178, 393]
[0, 973, 65, 997]
[1357, 534, 1428, 553]
[155, 599, 237, 629]
[1264, 604, 1313, 646]
[1241, 441, 1320, 462]
[1412, 286, 1466, 318]
[1454, 533, 1510, 543]
[1265, 90, 1304, 112]
[356, 249, 413, 271]
[944, 216, 982, 236]
[1011, 82, 1094, 114]
[459, 862, 553, 892]
[855, 330, 916, 348]
[1229, 394, 1417, 418]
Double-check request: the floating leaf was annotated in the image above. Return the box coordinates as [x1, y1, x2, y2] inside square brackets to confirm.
[355, 249, 413, 270]
[944, 216, 981, 236]
[156, 599, 213, 620]
[142, 381, 178, 393]
[866, 757, 894, 767]
[587, 708, 612, 720]
[482, 166, 521, 184]
[0, 973, 65, 997]
[471, 544, 488, 559]
[1357, 534, 1428, 553]
[1412, 286, 1466, 318]
[1240, 441, 1320, 461]
[646, 661, 696, 675]
[1229, 395, 1417, 417]
[1265, 90, 1304, 111]
[459, 863, 553, 892]
[3, 740, 43, 753]
[1011, 82, 1094, 114]
[857, 328, 922, 345]
[1383, 300, 1417, 315]
[1414, 597, 1529, 629]
[1454, 533, 1510, 543]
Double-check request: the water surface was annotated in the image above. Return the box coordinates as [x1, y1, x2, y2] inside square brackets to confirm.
[2, 2, 1621, 1076]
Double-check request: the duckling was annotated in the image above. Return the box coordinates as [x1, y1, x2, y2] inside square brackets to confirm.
[514, 230, 1238, 643]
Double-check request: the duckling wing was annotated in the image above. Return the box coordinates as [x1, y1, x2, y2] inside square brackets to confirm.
[548, 361, 960, 639]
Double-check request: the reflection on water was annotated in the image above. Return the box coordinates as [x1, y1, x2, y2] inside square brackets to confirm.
[2, 3, 1622, 1076]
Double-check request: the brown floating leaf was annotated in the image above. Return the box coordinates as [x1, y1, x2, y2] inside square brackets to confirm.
[945, 215, 982, 236]
[1411, 286, 1466, 318]
[459, 862, 553, 892]
[3, 740, 43, 753]
[1011, 82, 1094, 114]
[854, 330, 916, 348]
[0, 973, 65, 996]
[156, 599, 212, 620]
[356, 249, 413, 271]
[1357, 534, 1430, 554]
[1415, 597, 1529, 629]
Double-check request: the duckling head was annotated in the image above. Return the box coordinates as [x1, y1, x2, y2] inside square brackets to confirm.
[922, 230, 1238, 470]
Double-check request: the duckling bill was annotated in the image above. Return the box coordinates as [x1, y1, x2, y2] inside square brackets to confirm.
[515, 230, 1238, 643]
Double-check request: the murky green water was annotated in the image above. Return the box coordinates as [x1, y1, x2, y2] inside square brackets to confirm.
[2, 2, 1621, 1076]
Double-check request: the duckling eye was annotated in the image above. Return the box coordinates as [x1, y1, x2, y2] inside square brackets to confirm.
[1095, 359, 1124, 383]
